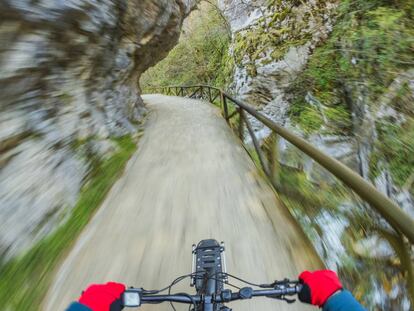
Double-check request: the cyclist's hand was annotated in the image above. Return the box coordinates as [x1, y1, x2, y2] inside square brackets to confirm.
[78, 282, 125, 311]
[298, 270, 342, 307]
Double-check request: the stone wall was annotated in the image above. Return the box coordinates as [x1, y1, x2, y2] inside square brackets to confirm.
[0, 0, 196, 261]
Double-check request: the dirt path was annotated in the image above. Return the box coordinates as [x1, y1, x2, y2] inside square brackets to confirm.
[44, 95, 322, 311]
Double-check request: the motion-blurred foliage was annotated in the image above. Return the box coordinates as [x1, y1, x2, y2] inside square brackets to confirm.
[288, 0, 414, 188]
[283, 0, 414, 307]
[0, 136, 136, 310]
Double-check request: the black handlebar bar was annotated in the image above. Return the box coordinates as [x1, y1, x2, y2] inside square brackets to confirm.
[139, 284, 302, 305]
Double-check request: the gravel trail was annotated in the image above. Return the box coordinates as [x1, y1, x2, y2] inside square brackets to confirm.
[44, 95, 322, 311]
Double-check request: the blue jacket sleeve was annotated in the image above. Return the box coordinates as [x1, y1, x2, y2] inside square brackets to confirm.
[323, 290, 366, 311]
[66, 302, 92, 311]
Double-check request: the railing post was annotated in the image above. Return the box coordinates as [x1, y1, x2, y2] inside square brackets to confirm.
[238, 108, 244, 141]
[212, 89, 219, 103]
[208, 87, 212, 102]
[200, 86, 204, 100]
[222, 92, 229, 120]
[189, 87, 201, 99]
[244, 115, 270, 177]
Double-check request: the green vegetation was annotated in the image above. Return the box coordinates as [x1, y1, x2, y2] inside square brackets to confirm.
[375, 119, 414, 188]
[287, 0, 414, 188]
[141, 3, 234, 91]
[289, 100, 324, 133]
[290, 0, 414, 104]
[0, 135, 137, 310]
[273, 1, 414, 305]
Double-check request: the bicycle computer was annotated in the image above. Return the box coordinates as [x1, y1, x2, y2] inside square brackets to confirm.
[123, 289, 141, 307]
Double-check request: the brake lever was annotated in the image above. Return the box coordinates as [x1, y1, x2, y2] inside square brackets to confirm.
[282, 297, 296, 304]
[259, 278, 299, 288]
[266, 295, 296, 304]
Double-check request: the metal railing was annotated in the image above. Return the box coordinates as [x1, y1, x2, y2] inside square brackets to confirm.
[147, 84, 414, 244]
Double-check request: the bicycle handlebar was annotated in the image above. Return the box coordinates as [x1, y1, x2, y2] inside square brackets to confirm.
[138, 284, 302, 305]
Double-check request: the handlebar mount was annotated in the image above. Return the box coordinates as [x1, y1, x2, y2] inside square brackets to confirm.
[122, 240, 302, 310]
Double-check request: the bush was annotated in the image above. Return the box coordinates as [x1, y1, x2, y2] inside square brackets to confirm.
[140, 4, 233, 90]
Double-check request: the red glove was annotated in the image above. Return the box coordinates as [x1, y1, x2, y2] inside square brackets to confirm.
[78, 282, 125, 311]
[298, 270, 342, 307]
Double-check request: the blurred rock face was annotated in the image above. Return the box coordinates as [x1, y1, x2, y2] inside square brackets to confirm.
[0, 0, 195, 261]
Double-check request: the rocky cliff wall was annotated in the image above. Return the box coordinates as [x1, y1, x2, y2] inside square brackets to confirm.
[0, 0, 196, 262]
[219, 0, 413, 213]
